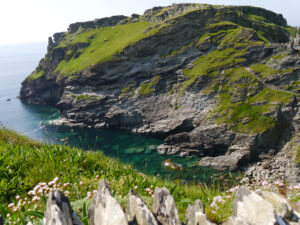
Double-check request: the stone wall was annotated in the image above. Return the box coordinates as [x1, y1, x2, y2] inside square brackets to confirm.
[41, 179, 300, 225]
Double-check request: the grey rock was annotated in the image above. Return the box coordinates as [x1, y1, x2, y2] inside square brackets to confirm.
[153, 187, 181, 225]
[185, 200, 215, 225]
[88, 179, 128, 225]
[261, 191, 296, 221]
[232, 187, 287, 225]
[128, 189, 158, 225]
[43, 190, 83, 225]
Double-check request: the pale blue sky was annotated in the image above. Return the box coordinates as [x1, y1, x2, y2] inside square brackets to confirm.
[0, 0, 299, 45]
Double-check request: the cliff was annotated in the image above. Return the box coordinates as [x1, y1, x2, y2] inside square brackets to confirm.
[20, 4, 300, 175]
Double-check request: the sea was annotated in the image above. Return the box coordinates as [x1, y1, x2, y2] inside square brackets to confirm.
[0, 42, 224, 183]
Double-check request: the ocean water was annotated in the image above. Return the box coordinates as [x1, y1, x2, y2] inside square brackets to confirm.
[0, 43, 230, 183]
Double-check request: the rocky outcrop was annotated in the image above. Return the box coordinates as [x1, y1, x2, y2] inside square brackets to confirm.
[20, 3, 300, 174]
[153, 187, 181, 225]
[224, 187, 300, 225]
[128, 189, 159, 225]
[185, 200, 215, 225]
[88, 179, 128, 225]
[40, 180, 300, 225]
[43, 190, 83, 225]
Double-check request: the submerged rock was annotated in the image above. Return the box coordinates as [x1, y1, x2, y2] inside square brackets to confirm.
[162, 159, 184, 172]
[153, 187, 181, 225]
[88, 179, 128, 225]
[43, 190, 83, 225]
[127, 189, 159, 225]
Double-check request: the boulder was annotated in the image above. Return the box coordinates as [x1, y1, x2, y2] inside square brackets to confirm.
[229, 187, 285, 225]
[153, 187, 181, 225]
[127, 189, 159, 225]
[260, 191, 295, 220]
[185, 200, 215, 225]
[43, 190, 83, 225]
[88, 179, 128, 225]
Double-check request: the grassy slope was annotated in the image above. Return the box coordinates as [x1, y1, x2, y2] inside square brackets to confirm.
[180, 21, 297, 134]
[55, 21, 161, 75]
[0, 128, 235, 224]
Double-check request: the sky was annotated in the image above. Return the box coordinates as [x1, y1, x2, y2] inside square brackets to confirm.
[0, 0, 299, 45]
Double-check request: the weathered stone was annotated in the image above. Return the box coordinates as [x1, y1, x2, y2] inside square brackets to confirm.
[88, 179, 128, 225]
[43, 190, 83, 225]
[128, 189, 158, 225]
[153, 187, 181, 225]
[261, 191, 296, 220]
[232, 187, 280, 225]
[185, 200, 215, 225]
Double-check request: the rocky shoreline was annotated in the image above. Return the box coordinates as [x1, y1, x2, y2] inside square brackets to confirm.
[20, 3, 300, 177]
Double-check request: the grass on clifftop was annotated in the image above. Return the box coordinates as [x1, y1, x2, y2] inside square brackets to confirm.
[0, 127, 236, 224]
[55, 21, 161, 75]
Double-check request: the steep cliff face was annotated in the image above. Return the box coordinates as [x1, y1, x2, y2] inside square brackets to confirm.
[20, 4, 300, 171]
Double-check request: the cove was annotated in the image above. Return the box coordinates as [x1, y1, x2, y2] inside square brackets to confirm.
[0, 42, 236, 184]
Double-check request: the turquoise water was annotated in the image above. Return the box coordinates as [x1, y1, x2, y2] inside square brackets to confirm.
[0, 43, 231, 183]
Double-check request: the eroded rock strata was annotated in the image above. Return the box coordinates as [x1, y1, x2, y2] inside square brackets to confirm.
[20, 4, 300, 175]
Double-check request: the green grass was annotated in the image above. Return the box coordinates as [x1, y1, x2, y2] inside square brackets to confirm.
[55, 21, 162, 75]
[138, 75, 160, 95]
[250, 64, 295, 78]
[76, 94, 102, 102]
[0, 127, 237, 224]
[27, 70, 45, 80]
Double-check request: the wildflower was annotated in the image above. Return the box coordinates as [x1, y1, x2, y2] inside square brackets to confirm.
[28, 190, 36, 196]
[86, 192, 92, 199]
[96, 175, 99, 179]
[8, 203, 14, 208]
[15, 195, 21, 200]
[212, 210, 216, 214]
[53, 177, 59, 183]
[32, 196, 41, 202]
[63, 183, 70, 188]
[48, 181, 55, 186]
[134, 186, 138, 190]
[64, 191, 70, 196]
[93, 190, 97, 194]
[6, 213, 10, 217]
[79, 181, 83, 186]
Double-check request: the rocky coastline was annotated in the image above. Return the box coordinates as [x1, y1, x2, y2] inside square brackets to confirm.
[19, 3, 300, 180]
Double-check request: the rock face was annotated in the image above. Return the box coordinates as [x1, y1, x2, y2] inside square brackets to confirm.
[185, 200, 215, 225]
[153, 187, 181, 225]
[225, 187, 300, 225]
[20, 3, 300, 173]
[88, 179, 128, 225]
[128, 189, 159, 225]
[43, 190, 83, 225]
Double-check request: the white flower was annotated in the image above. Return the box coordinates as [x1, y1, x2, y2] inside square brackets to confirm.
[93, 190, 97, 194]
[32, 196, 41, 202]
[8, 203, 14, 208]
[79, 181, 83, 186]
[53, 177, 59, 183]
[64, 191, 70, 196]
[15, 195, 21, 200]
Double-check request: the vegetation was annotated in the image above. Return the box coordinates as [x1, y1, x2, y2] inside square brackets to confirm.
[0, 127, 237, 224]
[55, 21, 162, 75]
[27, 70, 45, 80]
[76, 94, 102, 102]
[250, 63, 294, 78]
[138, 76, 160, 95]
